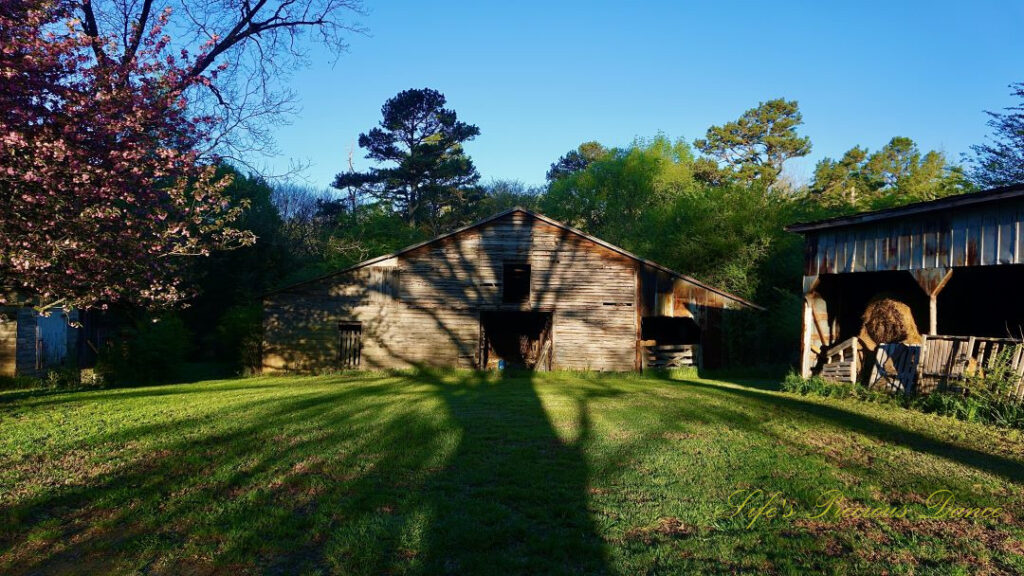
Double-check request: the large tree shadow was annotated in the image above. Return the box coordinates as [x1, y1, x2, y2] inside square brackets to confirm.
[653, 374, 1024, 483]
[414, 368, 609, 575]
[0, 370, 613, 575]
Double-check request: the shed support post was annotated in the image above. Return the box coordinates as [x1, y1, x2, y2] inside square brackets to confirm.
[910, 268, 953, 336]
[800, 275, 821, 378]
[928, 296, 938, 336]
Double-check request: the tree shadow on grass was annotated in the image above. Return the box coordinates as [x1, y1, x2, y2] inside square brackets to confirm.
[0, 370, 612, 575]
[661, 375, 1024, 483]
[0, 376, 446, 574]
[413, 368, 609, 575]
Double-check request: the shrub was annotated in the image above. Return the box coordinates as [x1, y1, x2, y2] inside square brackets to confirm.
[780, 372, 886, 401]
[96, 313, 191, 385]
[0, 375, 42, 391]
[212, 304, 262, 374]
[911, 391, 1024, 429]
[783, 370, 1024, 430]
[42, 367, 81, 390]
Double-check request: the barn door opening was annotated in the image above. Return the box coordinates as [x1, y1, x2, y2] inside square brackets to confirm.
[338, 321, 362, 369]
[640, 316, 702, 369]
[480, 311, 552, 371]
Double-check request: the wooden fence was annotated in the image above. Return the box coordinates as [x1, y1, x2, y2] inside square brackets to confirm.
[819, 334, 1024, 399]
[918, 335, 1024, 398]
[821, 337, 859, 383]
[642, 344, 701, 370]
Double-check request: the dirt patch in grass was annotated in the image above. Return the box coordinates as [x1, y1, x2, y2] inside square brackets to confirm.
[799, 431, 876, 469]
[793, 516, 1024, 573]
[622, 517, 700, 544]
[660, 431, 698, 441]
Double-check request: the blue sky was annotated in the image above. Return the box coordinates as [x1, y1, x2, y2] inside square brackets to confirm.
[260, 1, 1024, 189]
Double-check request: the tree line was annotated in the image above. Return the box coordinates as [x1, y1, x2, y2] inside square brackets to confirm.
[105, 84, 1024, 374]
[172, 84, 1019, 371]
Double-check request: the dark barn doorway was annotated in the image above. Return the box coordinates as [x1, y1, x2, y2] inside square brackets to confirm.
[640, 316, 701, 345]
[480, 311, 552, 370]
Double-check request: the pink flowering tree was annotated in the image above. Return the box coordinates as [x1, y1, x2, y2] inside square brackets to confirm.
[0, 0, 361, 310]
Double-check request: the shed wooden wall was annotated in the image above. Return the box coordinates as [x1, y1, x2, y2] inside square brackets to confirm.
[0, 308, 80, 377]
[803, 198, 1024, 276]
[0, 309, 15, 378]
[638, 266, 748, 368]
[263, 212, 640, 372]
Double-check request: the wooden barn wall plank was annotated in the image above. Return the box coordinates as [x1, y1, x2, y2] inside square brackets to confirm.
[14, 309, 37, 376]
[800, 198, 1024, 275]
[0, 308, 16, 378]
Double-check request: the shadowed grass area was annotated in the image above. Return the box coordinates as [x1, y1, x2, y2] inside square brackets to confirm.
[0, 371, 1022, 575]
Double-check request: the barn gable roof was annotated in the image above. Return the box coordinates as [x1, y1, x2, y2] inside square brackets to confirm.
[266, 207, 762, 310]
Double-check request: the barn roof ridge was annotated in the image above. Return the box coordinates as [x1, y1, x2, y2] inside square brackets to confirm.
[786, 183, 1024, 233]
[264, 207, 763, 310]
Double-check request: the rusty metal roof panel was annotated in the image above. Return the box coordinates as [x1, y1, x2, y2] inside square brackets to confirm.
[796, 193, 1024, 275]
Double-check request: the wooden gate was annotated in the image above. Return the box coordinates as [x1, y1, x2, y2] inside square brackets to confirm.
[338, 322, 362, 369]
[868, 343, 921, 395]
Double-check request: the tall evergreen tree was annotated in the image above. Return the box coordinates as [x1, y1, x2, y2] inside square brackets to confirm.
[694, 98, 811, 191]
[546, 142, 608, 182]
[334, 88, 481, 234]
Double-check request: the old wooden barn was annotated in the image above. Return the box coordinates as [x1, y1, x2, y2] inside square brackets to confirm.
[787, 184, 1024, 395]
[262, 208, 759, 373]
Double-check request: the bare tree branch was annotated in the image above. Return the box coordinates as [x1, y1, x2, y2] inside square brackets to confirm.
[120, 0, 153, 68]
[78, 0, 366, 170]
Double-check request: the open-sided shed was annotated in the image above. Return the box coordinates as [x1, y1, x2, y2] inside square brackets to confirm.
[262, 208, 760, 373]
[787, 184, 1024, 392]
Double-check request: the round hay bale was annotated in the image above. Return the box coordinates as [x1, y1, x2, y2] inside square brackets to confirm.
[861, 297, 922, 345]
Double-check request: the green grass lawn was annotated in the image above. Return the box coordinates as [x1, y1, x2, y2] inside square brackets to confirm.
[1, 370, 1022, 575]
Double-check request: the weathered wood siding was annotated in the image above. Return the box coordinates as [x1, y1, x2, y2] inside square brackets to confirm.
[803, 197, 1024, 275]
[15, 309, 37, 376]
[0, 308, 79, 377]
[0, 309, 15, 377]
[263, 212, 640, 372]
[637, 266, 747, 369]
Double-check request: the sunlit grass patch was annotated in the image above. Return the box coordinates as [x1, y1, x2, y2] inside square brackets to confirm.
[0, 371, 1021, 574]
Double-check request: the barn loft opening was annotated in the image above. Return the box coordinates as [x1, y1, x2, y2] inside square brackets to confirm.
[641, 316, 701, 345]
[502, 262, 531, 304]
[369, 267, 400, 302]
[480, 311, 551, 370]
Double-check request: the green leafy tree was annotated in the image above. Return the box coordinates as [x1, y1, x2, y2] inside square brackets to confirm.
[546, 141, 608, 182]
[473, 180, 544, 217]
[334, 88, 481, 234]
[694, 99, 812, 190]
[968, 82, 1024, 187]
[811, 137, 969, 209]
[540, 135, 697, 246]
[808, 147, 870, 207]
[653, 186, 792, 300]
[182, 166, 290, 367]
